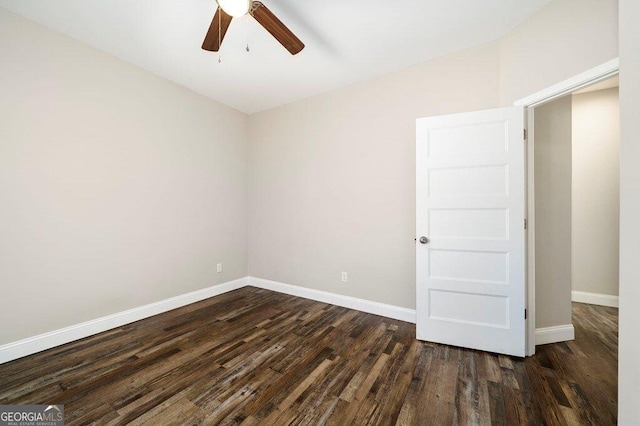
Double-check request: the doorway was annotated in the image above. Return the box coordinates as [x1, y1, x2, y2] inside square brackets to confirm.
[516, 59, 620, 355]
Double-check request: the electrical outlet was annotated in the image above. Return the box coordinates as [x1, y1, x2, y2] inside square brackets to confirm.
[341, 272, 348, 282]
[216, 263, 223, 273]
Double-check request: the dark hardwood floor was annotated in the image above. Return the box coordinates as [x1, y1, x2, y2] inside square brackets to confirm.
[0, 288, 618, 425]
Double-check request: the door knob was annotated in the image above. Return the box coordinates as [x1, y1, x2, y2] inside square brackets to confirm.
[419, 236, 429, 244]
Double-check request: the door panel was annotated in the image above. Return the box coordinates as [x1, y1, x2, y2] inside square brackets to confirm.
[416, 106, 526, 357]
[429, 165, 508, 197]
[429, 249, 508, 283]
[429, 208, 508, 240]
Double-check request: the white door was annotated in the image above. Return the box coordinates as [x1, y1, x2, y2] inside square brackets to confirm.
[416, 106, 526, 357]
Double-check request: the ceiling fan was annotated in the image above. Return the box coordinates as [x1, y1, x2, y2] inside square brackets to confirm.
[202, 0, 305, 55]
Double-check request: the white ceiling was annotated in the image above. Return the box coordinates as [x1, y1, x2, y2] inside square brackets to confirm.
[0, 0, 554, 114]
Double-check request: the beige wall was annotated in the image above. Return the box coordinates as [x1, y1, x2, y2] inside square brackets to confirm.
[499, 0, 618, 105]
[572, 88, 620, 297]
[618, 0, 640, 422]
[0, 9, 249, 344]
[534, 96, 573, 328]
[249, 43, 500, 309]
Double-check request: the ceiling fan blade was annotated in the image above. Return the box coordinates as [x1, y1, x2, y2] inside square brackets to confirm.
[202, 7, 233, 52]
[251, 1, 304, 55]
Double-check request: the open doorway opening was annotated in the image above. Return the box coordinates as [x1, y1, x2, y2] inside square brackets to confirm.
[513, 58, 619, 356]
[532, 75, 619, 347]
[571, 77, 620, 307]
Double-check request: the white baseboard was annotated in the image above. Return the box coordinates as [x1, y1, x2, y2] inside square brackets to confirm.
[248, 277, 416, 324]
[0, 277, 248, 365]
[535, 324, 575, 346]
[0, 276, 416, 364]
[572, 290, 619, 308]
[2, 274, 589, 362]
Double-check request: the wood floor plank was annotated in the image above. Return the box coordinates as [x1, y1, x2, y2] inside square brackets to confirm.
[0, 290, 617, 425]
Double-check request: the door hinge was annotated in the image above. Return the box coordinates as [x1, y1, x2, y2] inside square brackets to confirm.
[524, 218, 528, 230]
[525, 309, 527, 320]
[524, 128, 528, 140]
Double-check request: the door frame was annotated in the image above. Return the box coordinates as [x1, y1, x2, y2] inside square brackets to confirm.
[514, 58, 619, 356]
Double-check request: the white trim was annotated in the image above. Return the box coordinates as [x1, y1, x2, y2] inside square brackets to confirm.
[0, 277, 248, 365]
[572, 291, 619, 308]
[515, 58, 619, 108]
[535, 324, 575, 346]
[249, 277, 416, 324]
[525, 107, 536, 357]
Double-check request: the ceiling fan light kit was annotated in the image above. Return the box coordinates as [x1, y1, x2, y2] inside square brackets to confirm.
[216, 0, 251, 18]
[202, 0, 304, 55]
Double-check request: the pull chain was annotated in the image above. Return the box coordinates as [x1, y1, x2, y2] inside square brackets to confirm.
[218, 7, 222, 63]
[246, 15, 250, 52]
